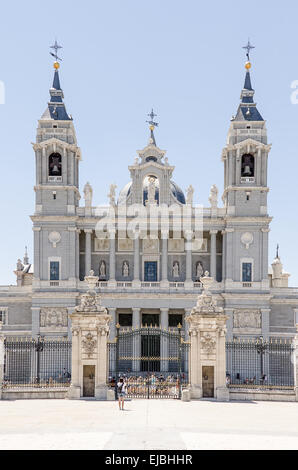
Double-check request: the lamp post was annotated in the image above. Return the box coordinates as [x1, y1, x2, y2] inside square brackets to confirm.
[35, 335, 44, 385]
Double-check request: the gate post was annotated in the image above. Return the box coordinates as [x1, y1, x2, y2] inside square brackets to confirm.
[68, 271, 112, 400]
[0, 322, 4, 399]
[186, 272, 229, 401]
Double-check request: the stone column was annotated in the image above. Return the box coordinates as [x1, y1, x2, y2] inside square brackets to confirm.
[221, 230, 226, 281]
[184, 231, 193, 288]
[186, 273, 229, 401]
[84, 229, 92, 276]
[108, 229, 116, 288]
[108, 308, 117, 341]
[76, 229, 81, 280]
[68, 272, 112, 400]
[33, 227, 41, 280]
[261, 308, 270, 340]
[160, 232, 169, 288]
[160, 308, 169, 372]
[0, 322, 4, 399]
[224, 308, 234, 341]
[210, 230, 217, 281]
[67, 307, 75, 340]
[132, 308, 141, 372]
[132, 236, 141, 287]
[31, 307, 40, 337]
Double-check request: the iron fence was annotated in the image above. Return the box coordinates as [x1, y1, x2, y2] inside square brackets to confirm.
[226, 338, 295, 389]
[108, 326, 190, 399]
[3, 336, 72, 390]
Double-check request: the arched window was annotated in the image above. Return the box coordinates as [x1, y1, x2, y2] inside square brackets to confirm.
[49, 153, 62, 177]
[241, 154, 254, 178]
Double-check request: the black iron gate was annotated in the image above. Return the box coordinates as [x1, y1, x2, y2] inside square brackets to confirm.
[108, 325, 189, 399]
[3, 336, 72, 389]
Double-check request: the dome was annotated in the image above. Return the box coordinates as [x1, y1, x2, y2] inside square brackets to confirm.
[118, 178, 185, 205]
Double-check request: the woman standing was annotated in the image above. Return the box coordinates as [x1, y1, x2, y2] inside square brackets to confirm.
[117, 377, 126, 410]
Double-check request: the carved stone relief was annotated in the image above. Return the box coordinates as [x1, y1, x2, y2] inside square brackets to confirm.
[118, 238, 133, 251]
[40, 308, 68, 329]
[168, 239, 184, 252]
[233, 310, 261, 329]
[94, 238, 110, 251]
[143, 239, 159, 253]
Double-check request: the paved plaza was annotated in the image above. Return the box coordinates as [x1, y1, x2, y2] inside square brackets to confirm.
[0, 398, 297, 450]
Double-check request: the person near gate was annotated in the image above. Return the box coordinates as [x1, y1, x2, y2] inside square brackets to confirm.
[117, 377, 127, 410]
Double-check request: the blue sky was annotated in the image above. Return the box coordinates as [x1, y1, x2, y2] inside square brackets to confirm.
[0, 0, 298, 285]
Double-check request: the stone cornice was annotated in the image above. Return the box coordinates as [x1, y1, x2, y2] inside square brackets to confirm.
[34, 185, 81, 196]
[222, 139, 272, 154]
[32, 138, 81, 160]
[223, 185, 269, 193]
[224, 216, 273, 224]
[31, 215, 78, 223]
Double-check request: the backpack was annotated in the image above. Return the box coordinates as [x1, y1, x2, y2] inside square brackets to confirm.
[117, 382, 124, 393]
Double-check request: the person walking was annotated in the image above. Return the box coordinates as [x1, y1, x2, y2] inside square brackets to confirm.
[117, 377, 126, 410]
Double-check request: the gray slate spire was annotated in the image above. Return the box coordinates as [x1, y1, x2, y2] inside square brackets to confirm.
[41, 67, 72, 121]
[234, 69, 264, 122]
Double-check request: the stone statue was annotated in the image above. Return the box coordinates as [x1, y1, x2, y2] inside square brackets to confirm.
[83, 182, 93, 207]
[186, 185, 194, 205]
[173, 261, 179, 278]
[196, 261, 204, 279]
[147, 177, 156, 205]
[108, 184, 117, 206]
[123, 261, 129, 277]
[209, 184, 218, 208]
[16, 259, 23, 271]
[99, 261, 106, 277]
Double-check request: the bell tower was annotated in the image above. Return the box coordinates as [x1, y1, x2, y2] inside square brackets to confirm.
[221, 44, 272, 289]
[31, 43, 81, 294]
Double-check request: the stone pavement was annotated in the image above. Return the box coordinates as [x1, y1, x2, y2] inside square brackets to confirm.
[0, 398, 297, 450]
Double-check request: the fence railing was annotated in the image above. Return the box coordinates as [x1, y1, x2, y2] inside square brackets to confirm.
[3, 336, 72, 390]
[226, 338, 295, 389]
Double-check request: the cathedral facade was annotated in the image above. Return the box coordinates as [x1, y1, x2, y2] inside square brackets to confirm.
[0, 56, 297, 348]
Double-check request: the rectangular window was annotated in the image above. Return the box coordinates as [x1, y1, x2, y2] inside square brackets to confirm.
[242, 262, 252, 282]
[144, 261, 158, 282]
[119, 313, 132, 327]
[50, 261, 60, 281]
[0, 308, 7, 324]
[169, 314, 183, 327]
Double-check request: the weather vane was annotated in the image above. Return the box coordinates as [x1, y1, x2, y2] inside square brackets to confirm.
[146, 109, 158, 129]
[242, 39, 255, 61]
[50, 40, 63, 63]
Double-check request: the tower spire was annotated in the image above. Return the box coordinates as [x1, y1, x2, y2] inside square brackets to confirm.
[146, 109, 158, 145]
[40, 41, 72, 121]
[233, 41, 264, 122]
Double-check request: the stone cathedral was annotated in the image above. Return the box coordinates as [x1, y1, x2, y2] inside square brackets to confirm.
[0, 53, 297, 351]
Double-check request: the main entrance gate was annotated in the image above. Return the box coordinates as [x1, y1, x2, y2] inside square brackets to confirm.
[108, 326, 189, 399]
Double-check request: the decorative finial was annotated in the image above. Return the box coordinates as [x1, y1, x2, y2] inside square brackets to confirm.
[50, 40, 63, 70]
[23, 246, 29, 265]
[242, 39, 254, 70]
[146, 108, 158, 131]
[276, 243, 279, 259]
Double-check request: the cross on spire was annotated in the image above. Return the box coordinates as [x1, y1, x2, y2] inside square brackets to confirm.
[242, 39, 255, 61]
[146, 108, 159, 129]
[50, 40, 63, 62]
